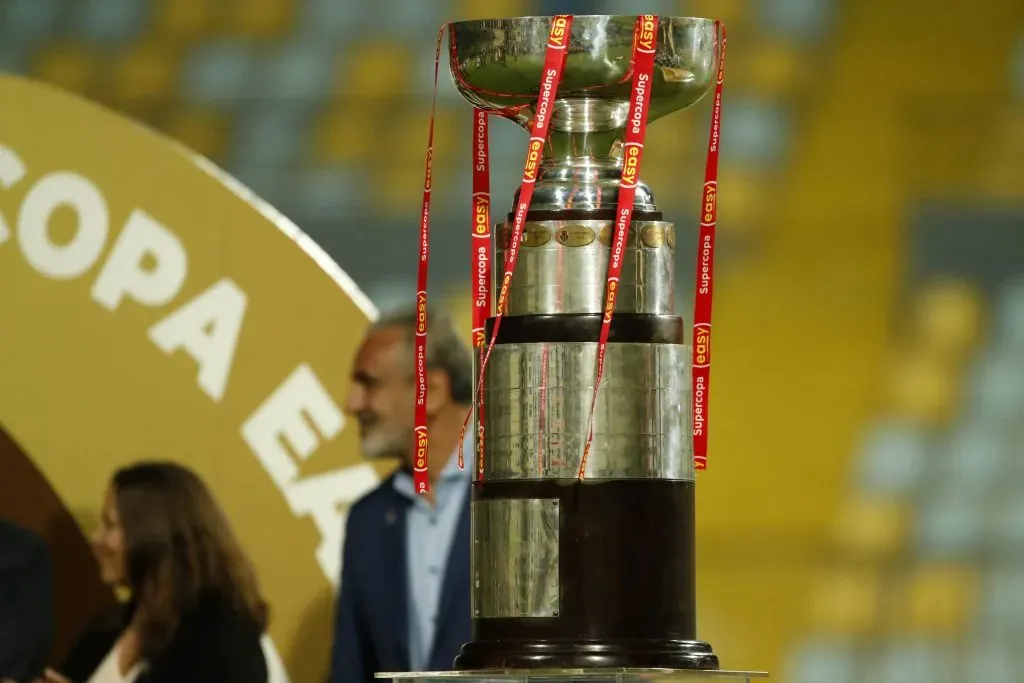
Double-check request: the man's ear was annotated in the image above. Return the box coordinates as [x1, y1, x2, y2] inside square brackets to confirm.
[425, 369, 451, 416]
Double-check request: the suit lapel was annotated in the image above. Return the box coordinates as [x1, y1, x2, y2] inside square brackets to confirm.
[429, 485, 472, 665]
[382, 491, 411, 670]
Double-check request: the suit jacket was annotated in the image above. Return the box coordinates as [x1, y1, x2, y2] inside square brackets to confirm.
[58, 593, 267, 683]
[0, 520, 55, 683]
[330, 473, 471, 683]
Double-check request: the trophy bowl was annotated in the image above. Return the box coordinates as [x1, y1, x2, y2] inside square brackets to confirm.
[448, 16, 719, 129]
[449, 16, 721, 213]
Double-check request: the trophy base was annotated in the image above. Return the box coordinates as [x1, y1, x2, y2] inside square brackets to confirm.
[454, 639, 719, 670]
[375, 667, 767, 683]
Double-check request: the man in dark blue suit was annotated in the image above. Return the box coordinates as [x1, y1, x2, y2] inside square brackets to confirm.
[331, 308, 475, 683]
[0, 520, 55, 683]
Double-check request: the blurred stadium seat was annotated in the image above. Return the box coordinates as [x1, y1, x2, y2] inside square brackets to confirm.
[230, 102, 311, 169]
[152, 0, 219, 41]
[897, 563, 978, 637]
[0, 43, 29, 75]
[225, 0, 295, 40]
[451, 0, 532, 21]
[33, 42, 102, 98]
[808, 566, 882, 637]
[884, 349, 960, 426]
[165, 106, 229, 159]
[975, 104, 1024, 199]
[1010, 34, 1024, 99]
[865, 640, 957, 683]
[910, 279, 985, 361]
[311, 100, 376, 165]
[990, 493, 1024, 549]
[293, 0, 363, 41]
[854, 421, 930, 498]
[967, 350, 1024, 423]
[939, 424, 1010, 498]
[831, 496, 909, 562]
[293, 166, 367, 224]
[180, 39, 255, 106]
[373, 106, 457, 172]
[591, 0, 677, 15]
[74, 0, 149, 45]
[686, 0, 748, 30]
[0, 0, 61, 47]
[109, 42, 179, 108]
[755, 0, 836, 43]
[371, 163, 430, 217]
[720, 98, 791, 169]
[251, 41, 335, 102]
[713, 167, 768, 234]
[381, 0, 450, 40]
[744, 40, 809, 97]
[979, 567, 1024, 639]
[784, 639, 861, 683]
[364, 276, 421, 312]
[915, 491, 984, 560]
[339, 42, 411, 101]
[994, 275, 1024, 348]
[963, 642, 1019, 683]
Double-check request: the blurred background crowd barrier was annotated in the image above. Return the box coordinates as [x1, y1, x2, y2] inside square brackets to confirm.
[0, 0, 1023, 682]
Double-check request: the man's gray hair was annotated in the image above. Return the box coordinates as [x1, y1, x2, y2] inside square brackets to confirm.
[371, 305, 475, 405]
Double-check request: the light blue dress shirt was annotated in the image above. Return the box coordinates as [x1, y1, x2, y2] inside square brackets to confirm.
[392, 436, 472, 671]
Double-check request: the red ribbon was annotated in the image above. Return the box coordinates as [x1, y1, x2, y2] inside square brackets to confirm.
[578, 15, 660, 478]
[465, 107, 492, 471]
[411, 26, 446, 494]
[692, 22, 727, 471]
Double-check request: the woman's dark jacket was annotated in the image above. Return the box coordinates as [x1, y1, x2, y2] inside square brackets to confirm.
[59, 594, 267, 683]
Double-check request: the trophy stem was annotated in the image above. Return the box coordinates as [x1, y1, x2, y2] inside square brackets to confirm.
[510, 143, 658, 215]
[544, 129, 622, 164]
[543, 98, 627, 158]
[502, 101, 660, 215]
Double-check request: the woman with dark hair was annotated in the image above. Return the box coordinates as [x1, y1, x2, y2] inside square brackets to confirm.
[42, 462, 269, 683]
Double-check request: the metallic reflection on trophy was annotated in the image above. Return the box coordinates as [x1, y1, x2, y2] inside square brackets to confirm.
[379, 15, 767, 683]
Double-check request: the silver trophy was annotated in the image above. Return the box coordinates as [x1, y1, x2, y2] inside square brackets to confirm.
[380, 15, 766, 683]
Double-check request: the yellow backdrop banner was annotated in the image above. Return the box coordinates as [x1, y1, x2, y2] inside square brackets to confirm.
[0, 73, 388, 683]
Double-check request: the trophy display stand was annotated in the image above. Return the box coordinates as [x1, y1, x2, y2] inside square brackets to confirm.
[379, 14, 767, 683]
[377, 670, 767, 683]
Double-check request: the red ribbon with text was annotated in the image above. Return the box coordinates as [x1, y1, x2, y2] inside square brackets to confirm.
[458, 15, 574, 476]
[465, 106, 492, 470]
[411, 26, 447, 493]
[692, 22, 727, 471]
[578, 15, 659, 478]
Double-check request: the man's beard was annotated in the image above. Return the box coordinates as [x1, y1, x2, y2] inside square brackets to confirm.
[360, 426, 410, 462]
